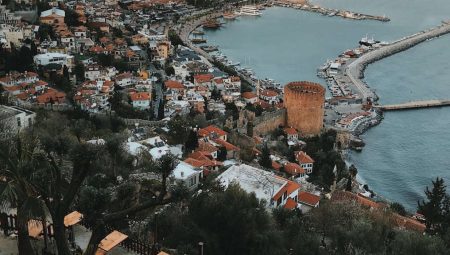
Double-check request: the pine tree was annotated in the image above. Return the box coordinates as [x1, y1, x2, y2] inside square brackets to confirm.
[418, 177, 449, 235]
[157, 99, 165, 120]
[185, 129, 199, 153]
[259, 144, 272, 169]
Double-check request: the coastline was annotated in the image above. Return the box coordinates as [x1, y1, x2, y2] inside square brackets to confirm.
[177, 7, 450, 209]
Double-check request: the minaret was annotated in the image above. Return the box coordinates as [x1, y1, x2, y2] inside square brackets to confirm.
[256, 80, 260, 98]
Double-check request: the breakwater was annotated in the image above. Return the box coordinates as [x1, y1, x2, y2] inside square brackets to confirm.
[346, 22, 450, 102]
[375, 99, 450, 111]
[273, 0, 389, 22]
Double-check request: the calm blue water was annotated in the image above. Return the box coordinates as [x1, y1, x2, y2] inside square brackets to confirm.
[203, 0, 450, 211]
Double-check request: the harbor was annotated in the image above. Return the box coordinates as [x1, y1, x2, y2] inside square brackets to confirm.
[273, 0, 390, 22]
[186, 1, 450, 212]
[318, 22, 450, 147]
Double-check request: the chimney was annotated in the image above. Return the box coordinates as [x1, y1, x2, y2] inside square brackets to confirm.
[180, 171, 184, 177]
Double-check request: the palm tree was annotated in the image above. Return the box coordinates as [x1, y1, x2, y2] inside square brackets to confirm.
[0, 134, 49, 255]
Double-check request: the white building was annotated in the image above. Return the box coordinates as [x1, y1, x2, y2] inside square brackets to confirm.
[296, 151, 314, 175]
[0, 105, 35, 136]
[217, 164, 301, 208]
[34, 53, 74, 70]
[171, 161, 203, 190]
[0, 24, 24, 49]
[130, 92, 151, 110]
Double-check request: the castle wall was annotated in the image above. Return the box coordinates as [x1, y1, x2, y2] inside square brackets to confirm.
[253, 109, 286, 135]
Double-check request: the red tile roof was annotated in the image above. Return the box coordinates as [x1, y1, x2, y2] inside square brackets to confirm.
[194, 74, 214, 84]
[241, 92, 257, 99]
[164, 80, 184, 89]
[273, 179, 301, 202]
[36, 89, 66, 104]
[296, 151, 314, 164]
[198, 125, 227, 138]
[130, 92, 150, 101]
[284, 127, 297, 135]
[298, 191, 320, 207]
[284, 197, 298, 210]
[284, 162, 305, 176]
[272, 161, 282, 171]
[198, 141, 219, 153]
[214, 138, 240, 151]
[260, 89, 278, 97]
[331, 191, 382, 209]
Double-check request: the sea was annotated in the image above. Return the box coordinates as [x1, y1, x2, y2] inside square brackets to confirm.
[202, 0, 450, 211]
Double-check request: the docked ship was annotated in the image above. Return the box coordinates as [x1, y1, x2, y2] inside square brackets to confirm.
[192, 30, 204, 35]
[200, 45, 219, 52]
[359, 34, 380, 46]
[203, 19, 221, 29]
[191, 38, 207, 44]
[235, 5, 262, 16]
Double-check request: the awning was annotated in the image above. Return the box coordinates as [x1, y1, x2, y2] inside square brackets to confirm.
[96, 230, 128, 253]
[64, 211, 83, 227]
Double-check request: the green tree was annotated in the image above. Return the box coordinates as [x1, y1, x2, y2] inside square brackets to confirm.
[185, 129, 199, 153]
[0, 135, 49, 255]
[418, 177, 450, 235]
[391, 202, 407, 216]
[167, 115, 188, 144]
[187, 184, 285, 255]
[74, 63, 85, 82]
[168, 29, 184, 47]
[82, 154, 177, 255]
[259, 144, 271, 169]
[157, 98, 165, 120]
[165, 65, 175, 76]
[217, 146, 227, 161]
[64, 8, 80, 27]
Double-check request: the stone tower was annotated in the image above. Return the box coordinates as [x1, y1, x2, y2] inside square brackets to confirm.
[284, 81, 325, 136]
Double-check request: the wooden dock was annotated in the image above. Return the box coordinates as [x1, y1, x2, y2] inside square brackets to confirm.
[375, 100, 450, 111]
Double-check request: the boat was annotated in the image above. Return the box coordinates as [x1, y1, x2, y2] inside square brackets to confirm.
[192, 30, 204, 35]
[359, 34, 380, 46]
[191, 38, 207, 44]
[235, 5, 262, 16]
[203, 19, 221, 29]
[200, 45, 219, 52]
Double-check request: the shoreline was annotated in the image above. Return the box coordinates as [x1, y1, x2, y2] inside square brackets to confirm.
[177, 8, 450, 209]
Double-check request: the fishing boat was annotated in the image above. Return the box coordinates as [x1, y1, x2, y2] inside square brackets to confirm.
[191, 38, 207, 44]
[200, 45, 219, 52]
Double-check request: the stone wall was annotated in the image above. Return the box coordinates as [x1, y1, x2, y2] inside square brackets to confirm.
[253, 108, 286, 136]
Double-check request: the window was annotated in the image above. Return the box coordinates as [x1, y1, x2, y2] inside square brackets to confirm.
[283, 191, 287, 201]
[277, 197, 282, 206]
[16, 117, 21, 127]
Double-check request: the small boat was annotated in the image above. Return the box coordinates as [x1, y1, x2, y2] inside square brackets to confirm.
[228, 61, 240, 66]
[200, 45, 219, 52]
[192, 30, 204, 35]
[191, 38, 207, 44]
